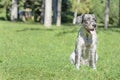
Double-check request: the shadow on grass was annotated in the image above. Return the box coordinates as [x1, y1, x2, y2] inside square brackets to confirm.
[16, 25, 120, 37]
[16, 26, 79, 37]
[56, 28, 78, 36]
[0, 60, 3, 63]
[98, 25, 119, 28]
[16, 27, 79, 36]
[0, 17, 6, 21]
[98, 25, 120, 33]
[16, 28, 55, 32]
[107, 28, 120, 33]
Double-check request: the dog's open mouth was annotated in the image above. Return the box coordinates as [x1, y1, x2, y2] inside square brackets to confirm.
[85, 28, 95, 33]
[89, 29, 94, 31]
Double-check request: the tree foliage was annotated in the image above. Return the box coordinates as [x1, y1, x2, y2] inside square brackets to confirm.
[71, 0, 91, 14]
[0, 0, 119, 26]
[91, 0, 119, 25]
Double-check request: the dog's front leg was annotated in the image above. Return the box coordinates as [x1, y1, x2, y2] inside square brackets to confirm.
[90, 45, 97, 70]
[75, 48, 81, 70]
[75, 38, 83, 70]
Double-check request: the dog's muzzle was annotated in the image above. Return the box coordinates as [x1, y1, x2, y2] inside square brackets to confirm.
[92, 24, 96, 28]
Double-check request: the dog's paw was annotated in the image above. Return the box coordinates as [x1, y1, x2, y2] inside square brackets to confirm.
[76, 67, 80, 70]
[76, 64, 80, 70]
[92, 67, 97, 70]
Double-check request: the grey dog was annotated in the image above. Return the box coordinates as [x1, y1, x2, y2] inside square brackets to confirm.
[70, 14, 98, 70]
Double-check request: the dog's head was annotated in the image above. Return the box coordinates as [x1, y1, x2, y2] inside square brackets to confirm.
[82, 14, 96, 32]
[76, 14, 97, 32]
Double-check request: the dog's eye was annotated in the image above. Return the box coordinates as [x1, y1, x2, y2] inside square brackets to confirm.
[93, 18, 96, 21]
[87, 18, 90, 21]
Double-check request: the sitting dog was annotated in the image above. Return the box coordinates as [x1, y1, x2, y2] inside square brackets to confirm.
[70, 14, 98, 70]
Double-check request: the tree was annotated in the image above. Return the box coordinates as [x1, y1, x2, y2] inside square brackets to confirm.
[56, 0, 62, 26]
[44, 0, 52, 28]
[52, 0, 58, 24]
[104, 0, 110, 29]
[118, 0, 120, 26]
[40, 0, 45, 24]
[11, 0, 18, 21]
[73, 0, 80, 24]
[71, 0, 91, 24]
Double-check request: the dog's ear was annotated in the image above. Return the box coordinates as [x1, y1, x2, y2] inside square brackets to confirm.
[76, 14, 84, 24]
[81, 14, 84, 23]
[91, 14, 95, 18]
[92, 14, 96, 21]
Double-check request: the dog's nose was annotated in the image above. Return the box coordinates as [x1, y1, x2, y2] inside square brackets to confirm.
[92, 24, 96, 28]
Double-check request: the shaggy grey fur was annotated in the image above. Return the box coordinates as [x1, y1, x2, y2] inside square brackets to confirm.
[70, 14, 98, 70]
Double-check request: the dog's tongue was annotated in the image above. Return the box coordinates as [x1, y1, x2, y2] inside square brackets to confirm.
[89, 29, 95, 34]
[86, 28, 95, 34]
[90, 29, 94, 31]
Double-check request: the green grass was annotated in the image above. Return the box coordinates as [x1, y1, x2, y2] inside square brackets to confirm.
[0, 21, 120, 80]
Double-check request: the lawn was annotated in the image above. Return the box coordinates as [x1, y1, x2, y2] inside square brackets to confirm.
[0, 21, 120, 80]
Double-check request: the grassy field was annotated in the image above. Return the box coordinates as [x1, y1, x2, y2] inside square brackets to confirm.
[0, 21, 120, 80]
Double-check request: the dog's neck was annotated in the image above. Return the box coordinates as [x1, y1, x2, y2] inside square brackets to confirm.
[81, 27, 92, 35]
[80, 27, 96, 39]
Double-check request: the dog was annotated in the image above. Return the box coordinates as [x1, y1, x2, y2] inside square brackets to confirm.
[70, 14, 98, 70]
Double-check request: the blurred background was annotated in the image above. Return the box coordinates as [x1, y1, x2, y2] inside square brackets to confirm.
[0, 0, 119, 28]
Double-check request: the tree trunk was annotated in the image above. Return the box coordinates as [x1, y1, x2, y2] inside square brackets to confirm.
[44, 0, 52, 28]
[52, 0, 58, 24]
[40, 0, 45, 24]
[118, 0, 120, 27]
[104, 0, 110, 29]
[11, 0, 18, 21]
[73, 0, 80, 24]
[73, 9, 78, 24]
[56, 0, 62, 26]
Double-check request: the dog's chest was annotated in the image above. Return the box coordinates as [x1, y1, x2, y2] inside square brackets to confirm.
[81, 34, 96, 59]
[84, 35, 93, 47]
[81, 37, 92, 60]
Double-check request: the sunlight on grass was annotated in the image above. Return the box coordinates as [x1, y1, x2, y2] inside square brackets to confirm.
[0, 21, 120, 80]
